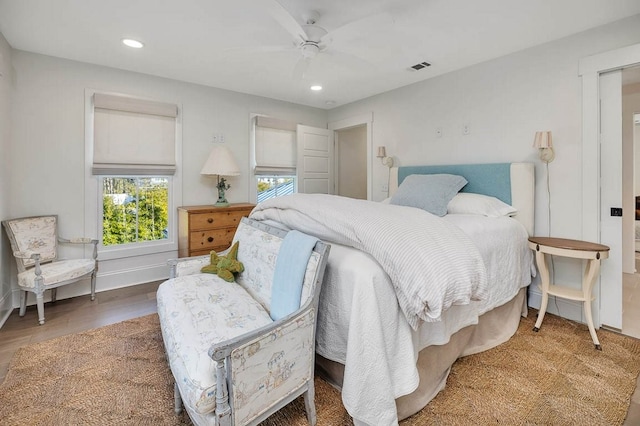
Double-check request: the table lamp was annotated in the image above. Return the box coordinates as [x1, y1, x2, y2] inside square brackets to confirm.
[200, 144, 241, 207]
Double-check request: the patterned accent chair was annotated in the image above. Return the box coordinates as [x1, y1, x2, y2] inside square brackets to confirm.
[157, 218, 330, 425]
[2, 215, 98, 325]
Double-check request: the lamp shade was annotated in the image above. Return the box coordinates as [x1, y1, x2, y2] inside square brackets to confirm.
[533, 131, 553, 149]
[200, 144, 241, 177]
[377, 146, 386, 158]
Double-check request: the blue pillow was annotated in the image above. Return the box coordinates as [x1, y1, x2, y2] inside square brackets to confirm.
[390, 174, 468, 216]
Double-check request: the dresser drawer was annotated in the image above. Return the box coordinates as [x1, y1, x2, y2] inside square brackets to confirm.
[178, 203, 255, 258]
[190, 211, 246, 230]
[190, 228, 235, 252]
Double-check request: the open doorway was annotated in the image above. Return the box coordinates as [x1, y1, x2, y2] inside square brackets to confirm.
[329, 113, 373, 200]
[622, 65, 640, 338]
[335, 125, 367, 199]
[581, 43, 640, 333]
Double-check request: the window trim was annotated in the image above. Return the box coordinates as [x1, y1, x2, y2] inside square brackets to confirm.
[85, 89, 182, 260]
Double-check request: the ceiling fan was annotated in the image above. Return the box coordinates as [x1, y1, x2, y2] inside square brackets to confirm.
[264, 0, 393, 80]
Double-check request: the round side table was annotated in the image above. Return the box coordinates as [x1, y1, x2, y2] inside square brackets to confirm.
[528, 236, 610, 350]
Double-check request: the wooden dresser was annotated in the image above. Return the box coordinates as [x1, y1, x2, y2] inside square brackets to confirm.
[178, 203, 255, 257]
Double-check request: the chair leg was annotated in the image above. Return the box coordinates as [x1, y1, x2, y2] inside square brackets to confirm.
[174, 382, 183, 414]
[51, 288, 57, 303]
[36, 292, 45, 325]
[303, 382, 317, 426]
[90, 271, 96, 301]
[19, 291, 27, 317]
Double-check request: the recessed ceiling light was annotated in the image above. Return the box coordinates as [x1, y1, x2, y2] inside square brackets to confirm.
[310, 85, 322, 91]
[122, 38, 144, 49]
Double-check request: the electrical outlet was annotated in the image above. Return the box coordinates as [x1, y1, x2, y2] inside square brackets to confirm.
[381, 184, 389, 192]
[462, 124, 470, 135]
[212, 132, 226, 143]
[435, 127, 443, 138]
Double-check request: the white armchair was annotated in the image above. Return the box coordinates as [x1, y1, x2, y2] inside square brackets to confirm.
[2, 215, 98, 325]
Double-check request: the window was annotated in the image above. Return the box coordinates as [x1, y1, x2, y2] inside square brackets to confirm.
[257, 176, 295, 203]
[102, 177, 169, 246]
[253, 116, 297, 203]
[89, 92, 180, 257]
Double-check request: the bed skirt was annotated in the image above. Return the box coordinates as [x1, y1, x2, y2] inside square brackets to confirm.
[315, 287, 528, 421]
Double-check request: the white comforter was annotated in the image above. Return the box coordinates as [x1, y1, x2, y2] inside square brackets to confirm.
[252, 195, 534, 426]
[251, 193, 488, 329]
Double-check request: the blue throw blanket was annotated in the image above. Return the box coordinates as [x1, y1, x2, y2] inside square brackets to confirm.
[270, 230, 319, 321]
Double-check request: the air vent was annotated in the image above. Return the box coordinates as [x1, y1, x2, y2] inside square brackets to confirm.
[409, 61, 431, 71]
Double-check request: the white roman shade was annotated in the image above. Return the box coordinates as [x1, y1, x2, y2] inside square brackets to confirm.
[254, 116, 297, 176]
[93, 93, 178, 175]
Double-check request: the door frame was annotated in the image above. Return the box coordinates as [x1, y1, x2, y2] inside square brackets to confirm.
[580, 42, 640, 329]
[329, 113, 373, 200]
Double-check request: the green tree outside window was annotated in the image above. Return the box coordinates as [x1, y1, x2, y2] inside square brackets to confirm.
[102, 177, 169, 246]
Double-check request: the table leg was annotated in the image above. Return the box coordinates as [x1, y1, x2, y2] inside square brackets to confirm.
[583, 258, 602, 350]
[533, 250, 550, 332]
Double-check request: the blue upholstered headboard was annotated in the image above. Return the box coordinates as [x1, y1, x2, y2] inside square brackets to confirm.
[397, 163, 512, 205]
[390, 162, 535, 235]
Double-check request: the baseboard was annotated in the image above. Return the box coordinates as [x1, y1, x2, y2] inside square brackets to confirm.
[95, 262, 169, 292]
[9, 262, 170, 309]
[0, 286, 13, 329]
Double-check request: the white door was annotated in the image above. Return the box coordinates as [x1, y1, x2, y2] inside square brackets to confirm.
[296, 125, 334, 194]
[599, 69, 623, 329]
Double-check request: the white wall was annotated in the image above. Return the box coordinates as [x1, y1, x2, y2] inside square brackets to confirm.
[8, 50, 327, 305]
[0, 33, 12, 324]
[328, 14, 640, 322]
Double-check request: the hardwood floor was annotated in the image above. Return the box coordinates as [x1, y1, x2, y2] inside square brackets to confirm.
[0, 282, 639, 424]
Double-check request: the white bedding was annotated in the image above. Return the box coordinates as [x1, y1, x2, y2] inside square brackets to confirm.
[313, 214, 533, 425]
[251, 193, 488, 329]
[251, 196, 534, 426]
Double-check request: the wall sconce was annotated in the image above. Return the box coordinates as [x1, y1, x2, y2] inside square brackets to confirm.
[377, 146, 394, 168]
[200, 144, 241, 207]
[533, 131, 555, 163]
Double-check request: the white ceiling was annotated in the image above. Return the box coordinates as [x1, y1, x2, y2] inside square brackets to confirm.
[1, 0, 640, 109]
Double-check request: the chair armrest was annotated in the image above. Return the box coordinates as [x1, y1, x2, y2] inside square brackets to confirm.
[208, 306, 317, 425]
[168, 255, 211, 278]
[13, 250, 40, 261]
[13, 251, 45, 280]
[59, 237, 99, 245]
[58, 237, 98, 260]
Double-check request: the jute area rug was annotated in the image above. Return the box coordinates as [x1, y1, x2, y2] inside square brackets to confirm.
[0, 309, 639, 425]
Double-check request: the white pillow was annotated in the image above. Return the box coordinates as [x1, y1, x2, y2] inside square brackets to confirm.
[447, 193, 517, 217]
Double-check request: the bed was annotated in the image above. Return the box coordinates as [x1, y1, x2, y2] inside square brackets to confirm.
[249, 162, 535, 426]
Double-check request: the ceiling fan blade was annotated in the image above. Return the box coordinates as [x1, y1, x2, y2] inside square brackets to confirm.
[292, 57, 311, 80]
[265, 0, 307, 44]
[223, 45, 292, 54]
[321, 12, 395, 46]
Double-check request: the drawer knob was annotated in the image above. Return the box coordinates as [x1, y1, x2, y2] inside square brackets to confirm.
[207, 218, 214, 223]
[208, 237, 214, 243]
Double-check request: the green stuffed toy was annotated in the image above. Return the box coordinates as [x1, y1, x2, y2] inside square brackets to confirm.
[201, 241, 244, 282]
